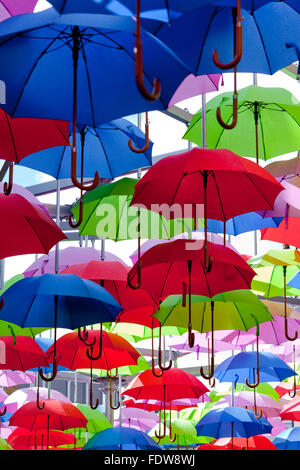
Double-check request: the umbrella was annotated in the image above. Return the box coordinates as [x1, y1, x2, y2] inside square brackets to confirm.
[3, 388, 71, 415]
[258, 180, 300, 220]
[0, 1, 38, 21]
[45, 331, 141, 410]
[168, 73, 223, 107]
[273, 428, 300, 450]
[195, 407, 272, 444]
[275, 382, 300, 399]
[118, 408, 160, 432]
[24, 246, 125, 277]
[0, 110, 69, 194]
[198, 435, 277, 450]
[128, 238, 256, 354]
[261, 217, 300, 248]
[0, 193, 66, 260]
[122, 368, 209, 442]
[183, 86, 300, 164]
[8, 427, 76, 450]
[0, 437, 12, 450]
[0, 370, 35, 387]
[280, 396, 300, 421]
[154, 289, 273, 380]
[0, 183, 49, 215]
[75, 404, 112, 434]
[9, 399, 88, 450]
[199, 213, 283, 237]
[0, 274, 122, 384]
[0, 337, 48, 373]
[150, 418, 199, 449]
[82, 427, 160, 450]
[123, 397, 204, 412]
[0, 8, 190, 195]
[220, 391, 282, 419]
[130, 147, 283, 276]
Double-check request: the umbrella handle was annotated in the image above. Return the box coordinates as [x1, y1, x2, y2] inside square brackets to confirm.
[158, 324, 172, 371]
[86, 325, 103, 360]
[71, 147, 100, 191]
[204, 246, 213, 273]
[151, 327, 163, 378]
[39, 358, 58, 383]
[109, 372, 120, 410]
[69, 196, 84, 228]
[0, 405, 6, 417]
[288, 377, 297, 399]
[127, 262, 141, 289]
[134, 0, 161, 101]
[128, 112, 150, 153]
[78, 327, 96, 347]
[89, 358, 99, 410]
[284, 317, 298, 342]
[200, 358, 215, 380]
[253, 387, 262, 419]
[3, 163, 13, 196]
[36, 372, 45, 410]
[212, 0, 243, 70]
[216, 92, 238, 130]
[283, 266, 298, 341]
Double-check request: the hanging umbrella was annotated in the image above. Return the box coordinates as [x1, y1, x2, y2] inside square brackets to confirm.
[275, 382, 300, 399]
[150, 418, 199, 449]
[154, 289, 273, 381]
[82, 427, 160, 450]
[0, 193, 66, 260]
[0, 274, 122, 385]
[280, 396, 300, 421]
[128, 238, 256, 351]
[0, 183, 49, 215]
[75, 404, 112, 434]
[198, 435, 277, 450]
[167, 330, 242, 354]
[261, 217, 300, 249]
[195, 407, 272, 443]
[183, 86, 300, 164]
[273, 428, 300, 450]
[0, 337, 48, 372]
[123, 397, 205, 412]
[24, 247, 125, 277]
[45, 331, 141, 410]
[8, 427, 76, 450]
[220, 391, 282, 419]
[257, 181, 300, 221]
[9, 400, 88, 450]
[0, 370, 35, 387]
[3, 388, 71, 415]
[168, 73, 223, 107]
[0, 110, 69, 195]
[122, 368, 209, 442]
[130, 147, 283, 277]
[264, 153, 300, 188]
[118, 408, 160, 432]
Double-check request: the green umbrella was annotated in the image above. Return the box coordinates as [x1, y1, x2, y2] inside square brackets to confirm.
[109, 321, 187, 342]
[232, 382, 280, 401]
[154, 290, 273, 383]
[150, 418, 208, 448]
[0, 438, 12, 451]
[71, 177, 193, 240]
[78, 355, 151, 377]
[75, 404, 112, 433]
[183, 86, 300, 164]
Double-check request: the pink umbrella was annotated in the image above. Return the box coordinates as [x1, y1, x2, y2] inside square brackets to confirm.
[0, 370, 36, 387]
[258, 181, 300, 220]
[219, 392, 282, 419]
[116, 408, 160, 432]
[266, 417, 288, 437]
[0, 423, 16, 440]
[24, 246, 127, 277]
[168, 74, 223, 107]
[0, 389, 7, 403]
[0, 1, 38, 22]
[130, 232, 238, 265]
[167, 331, 242, 354]
[3, 387, 71, 415]
[260, 341, 300, 363]
[123, 396, 209, 412]
[0, 182, 49, 215]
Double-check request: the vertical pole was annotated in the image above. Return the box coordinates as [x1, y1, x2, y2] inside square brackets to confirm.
[101, 238, 105, 260]
[55, 180, 61, 274]
[119, 375, 122, 426]
[84, 235, 88, 247]
[253, 72, 258, 255]
[202, 94, 207, 149]
[74, 371, 78, 404]
[0, 259, 4, 291]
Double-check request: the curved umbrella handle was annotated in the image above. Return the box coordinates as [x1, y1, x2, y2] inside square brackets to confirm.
[253, 387, 262, 419]
[128, 112, 150, 153]
[200, 302, 215, 381]
[36, 372, 45, 410]
[69, 197, 84, 229]
[39, 358, 58, 383]
[0, 405, 6, 417]
[78, 327, 97, 347]
[246, 367, 259, 389]
[127, 262, 141, 290]
[216, 93, 238, 130]
[200, 357, 215, 381]
[187, 259, 195, 348]
[288, 377, 297, 399]
[168, 401, 176, 442]
[89, 359, 99, 410]
[86, 325, 103, 360]
[158, 324, 172, 371]
[134, 0, 161, 101]
[71, 147, 100, 191]
[188, 328, 195, 348]
[212, 0, 243, 70]
[3, 163, 13, 196]
[151, 326, 163, 378]
[283, 266, 298, 341]
[108, 371, 120, 410]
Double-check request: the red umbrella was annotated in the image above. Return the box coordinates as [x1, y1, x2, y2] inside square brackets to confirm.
[127, 238, 256, 369]
[197, 436, 277, 450]
[275, 383, 300, 399]
[8, 427, 76, 450]
[0, 336, 48, 372]
[0, 193, 66, 260]
[45, 331, 141, 410]
[122, 368, 209, 443]
[0, 111, 69, 195]
[123, 398, 199, 412]
[261, 218, 300, 248]
[280, 396, 300, 422]
[9, 400, 87, 450]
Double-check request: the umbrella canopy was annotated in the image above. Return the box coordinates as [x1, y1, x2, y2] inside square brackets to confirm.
[0, 1, 38, 21]
[199, 435, 277, 450]
[123, 397, 203, 412]
[183, 86, 300, 163]
[3, 388, 70, 415]
[118, 408, 160, 432]
[261, 218, 300, 248]
[0, 337, 48, 371]
[168, 73, 223, 107]
[273, 428, 300, 450]
[18, 118, 153, 181]
[8, 427, 76, 450]
[251, 266, 300, 297]
[24, 247, 125, 277]
[200, 213, 283, 237]
[195, 407, 272, 439]
[220, 391, 281, 418]
[0, 370, 35, 387]
[82, 426, 160, 450]
[9, 400, 88, 431]
[0, 193, 66, 260]
[280, 396, 300, 421]
[75, 404, 112, 434]
[0, 437, 12, 450]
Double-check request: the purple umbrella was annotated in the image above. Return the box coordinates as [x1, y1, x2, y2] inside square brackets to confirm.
[116, 408, 160, 432]
[24, 246, 127, 277]
[219, 392, 282, 419]
[0, 370, 36, 387]
[3, 387, 70, 415]
[168, 74, 223, 107]
[261, 341, 300, 363]
[267, 417, 288, 437]
[0, 1, 38, 21]
[167, 331, 242, 354]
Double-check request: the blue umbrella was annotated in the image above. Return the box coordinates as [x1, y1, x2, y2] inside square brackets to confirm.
[18, 118, 153, 181]
[287, 271, 300, 290]
[273, 428, 300, 450]
[0, 8, 189, 192]
[82, 426, 161, 450]
[154, 2, 299, 75]
[195, 407, 272, 442]
[0, 274, 122, 382]
[197, 213, 283, 236]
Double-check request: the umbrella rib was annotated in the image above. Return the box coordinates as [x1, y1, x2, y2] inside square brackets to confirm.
[210, 172, 226, 222]
[251, 12, 272, 75]
[242, 172, 276, 209]
[195, 7, 219, 75]
[56, 145, 68, 180]
[79, 36, 96, 128]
